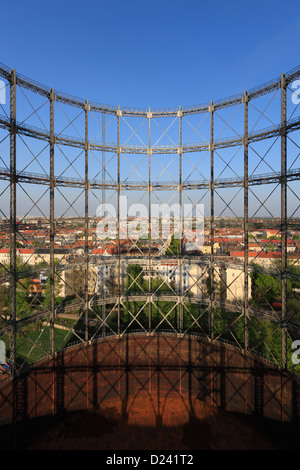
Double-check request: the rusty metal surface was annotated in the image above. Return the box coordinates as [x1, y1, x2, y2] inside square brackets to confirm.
[0, 334, 299, 449]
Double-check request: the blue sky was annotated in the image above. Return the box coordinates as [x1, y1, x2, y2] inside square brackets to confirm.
[1, 0, 300, 108]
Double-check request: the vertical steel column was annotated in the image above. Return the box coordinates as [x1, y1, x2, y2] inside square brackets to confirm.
[49, 88, 55, 356]
[281, 73, 287, 370]
[102, 112, 106, 206]
[9, 69, 17, 374]
[84, 99, 89, 342]
[210, 101, 214, 341]
[10, 71, 18, 449]
[178, 107, 183, 333]
[148, 108, 152, 333]
[243, 91, 249, 352]
[117, 106, 121, 335]
[102, 112, 106, 336]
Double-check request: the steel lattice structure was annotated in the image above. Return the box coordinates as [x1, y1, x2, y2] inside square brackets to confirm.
[0, 63, 299, 381]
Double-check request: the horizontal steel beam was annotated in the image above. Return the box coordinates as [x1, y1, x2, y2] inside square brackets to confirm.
[0, 62, 299, 116]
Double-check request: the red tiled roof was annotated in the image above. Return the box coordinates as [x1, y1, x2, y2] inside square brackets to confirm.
[17, 249, 34, 254]
[230, 251, 281, 259]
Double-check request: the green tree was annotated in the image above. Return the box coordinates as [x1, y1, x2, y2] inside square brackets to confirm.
[125, 264, 144, 293]
[165, 235, 181, 256]
[43, 270, 63, 309]
[16, 278, 32, 317]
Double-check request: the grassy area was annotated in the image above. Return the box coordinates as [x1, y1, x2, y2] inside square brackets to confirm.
[1, 326, 77, 367]
[17, 326, 76, 365]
